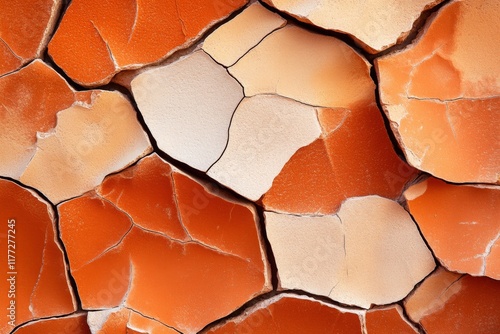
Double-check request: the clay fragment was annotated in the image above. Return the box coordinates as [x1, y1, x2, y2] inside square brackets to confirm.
[12, 313, 90, 334]
[376, 0, 500, 183]
[405, 177, 500, 279]
[203, 2, 286, 66]
[265, 196, 435, 308]
[229, 25, 374, 107]
[0, 0, 62, 75]
[132, 51, 243, 171]
[204, 294, 363, 333]
[0, 179, 76, 333]
[48, 0, 248, 86]
[207, 94, 322, 201]
[261, 0, 444, 53]
[20, 90, 152, 203]
[404, 268, 500, 333]
[58, 154, 271, 333]
[0, 60, 75, 179]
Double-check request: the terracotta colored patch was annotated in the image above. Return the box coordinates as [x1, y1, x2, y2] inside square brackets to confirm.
[48, 0, 248, 86]
[88, 307, 179, 334]
[58, 154, 271, 333]
[0, 0, 62, 75]
[12, 313, 90, 334]
[405, 177, 500, 279]
[262, 0, 444, 53]
[405, 268, 500, 334]
[263, 104, 417, 214]
[0, 60, 75, 179]
[365, 306, 418, 334]
[205, 294, 363, 333]
[0, 179, 76, 333]
[376, 0, 500, 183]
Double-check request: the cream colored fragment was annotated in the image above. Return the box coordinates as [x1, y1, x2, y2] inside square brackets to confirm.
[229, 25, 374, 107]
[20, 91, 152, 203]
[265, 212, 346, 296]
[208, 94, 322, 201]
[203, 2, 286, 66]
[131, 50, 243, 172]
[404, 267, 463, 323]
[262, 0, 444, 52]
[265, 196, 436, 308]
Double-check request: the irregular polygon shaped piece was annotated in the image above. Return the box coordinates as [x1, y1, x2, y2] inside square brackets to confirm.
[0, 60, 75, 179]
[20, 90, 152, 203]
[229, 25, 375, 107]
[204, 294, 363, 333]
[203, 2, 286, 66]
[12, 313, 90, 334]
[405, 177, 500, 279]
[266, 196, 435, 308]
[261, 0, 444, 53]
[376, 0, 500, 183]
[0, 179, 76, 333]
[404, 268, 500, 333]
[48, 0, 248, 86]
[263, 105, 417, 214]
[58, 154, 271, 333]
[0, 0, 62, 75]
[132, 51, 243, 172]
[207, 94, 322, 201]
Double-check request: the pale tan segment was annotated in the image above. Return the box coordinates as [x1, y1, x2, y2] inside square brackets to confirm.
[203, 2, 286, 66]
[262, 0, 444, 52]
[207, 94, 322, 201]
[229, 25, 374, 107]
[20, 91, 152, 203]
[132, 50, 243, 172]
[266, 196, 435, 308]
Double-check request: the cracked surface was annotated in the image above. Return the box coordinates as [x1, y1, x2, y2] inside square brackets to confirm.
[20, 89, 152, 203]
[265, 196, 435, 308]
[405, 177, 500, 279]
[132, 50, 243, 172]
[404, 267, 500, 333]
[0, 0, 498, 333]
[0, 0, 62, 76]
[0, 179, 76, 334]
[58, 154, 271, 333]
[376, 0, 500, 183]
[261, 0, 445, 53]
[12, 313, 90, 334]
[48, 0, 248, 86]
